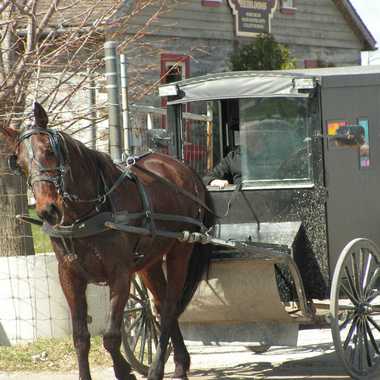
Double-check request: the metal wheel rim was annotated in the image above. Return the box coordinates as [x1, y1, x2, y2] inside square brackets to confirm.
[122, 276, 171, 376]
[330, 238, 380, 380]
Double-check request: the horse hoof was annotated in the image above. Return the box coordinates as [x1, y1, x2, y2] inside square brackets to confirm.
[172, 377, 188, 380]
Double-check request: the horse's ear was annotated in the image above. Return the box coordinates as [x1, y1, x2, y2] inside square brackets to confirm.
[0, 126, 19, 152]
[32, 101, 48, 128]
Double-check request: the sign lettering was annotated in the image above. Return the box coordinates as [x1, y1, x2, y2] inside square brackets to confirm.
[228, 0, 277, 37]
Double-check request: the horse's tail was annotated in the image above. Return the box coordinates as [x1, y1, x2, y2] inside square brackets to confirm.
[177, 242, 211, 315]
[177, 190, 215, 315]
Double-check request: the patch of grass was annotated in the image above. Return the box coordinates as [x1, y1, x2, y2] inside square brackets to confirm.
[0, 336, 112, 372]
[28, 207, 53, 254]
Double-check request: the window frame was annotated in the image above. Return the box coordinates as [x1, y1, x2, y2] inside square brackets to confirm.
[280, 0, 296, 15]
[201, 0, 223, 7]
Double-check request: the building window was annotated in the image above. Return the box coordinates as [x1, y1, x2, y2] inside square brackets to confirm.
[280, 0, 296, 15]
[161, 53, 189, 84]
[202, 0, 223, 7]
[304, 59, 318, 69]
[160, 54, 190, 123]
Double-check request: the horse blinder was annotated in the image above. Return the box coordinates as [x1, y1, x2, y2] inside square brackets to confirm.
[8, 154, 22, 175]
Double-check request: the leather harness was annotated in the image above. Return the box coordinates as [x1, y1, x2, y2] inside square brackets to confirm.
[12, 127, 209, 239]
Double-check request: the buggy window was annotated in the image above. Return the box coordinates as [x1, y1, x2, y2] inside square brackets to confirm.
[240, 97, 313, 188]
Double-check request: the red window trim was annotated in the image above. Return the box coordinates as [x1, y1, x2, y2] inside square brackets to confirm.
[304, 59, 318, 69]
[160, 53, 190, 108]
[202, 0, 222, 7]
[280, 8, 296, 15]
[160, 53, 190, 127]
[280, 0, 296, 15]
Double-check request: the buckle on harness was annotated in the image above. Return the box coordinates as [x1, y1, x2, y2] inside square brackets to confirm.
[126, 157, 136, 167]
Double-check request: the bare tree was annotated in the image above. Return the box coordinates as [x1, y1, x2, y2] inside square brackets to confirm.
[0, 0, 175, 256]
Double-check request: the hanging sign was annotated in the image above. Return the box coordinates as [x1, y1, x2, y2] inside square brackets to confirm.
[227, 0, 277, 37]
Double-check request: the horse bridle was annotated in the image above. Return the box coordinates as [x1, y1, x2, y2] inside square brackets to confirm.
[8, 126, 135, 209]
[8, 127, 68, 197]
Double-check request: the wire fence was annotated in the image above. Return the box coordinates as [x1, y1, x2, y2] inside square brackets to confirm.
[0, 98, 162, 345]
[0, 81, 212, 345]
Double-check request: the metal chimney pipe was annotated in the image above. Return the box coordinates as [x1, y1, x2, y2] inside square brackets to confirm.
[104, 41, 123, 162]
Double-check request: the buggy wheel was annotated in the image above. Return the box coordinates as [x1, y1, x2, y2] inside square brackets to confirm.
[330, 238, 380, 380]
[122, 275, 172, 376]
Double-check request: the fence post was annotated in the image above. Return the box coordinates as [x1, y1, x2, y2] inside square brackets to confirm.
[104, 41, 123, 162]
[120, 54, 133, 155]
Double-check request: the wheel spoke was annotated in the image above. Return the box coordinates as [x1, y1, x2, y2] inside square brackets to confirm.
[151, 317, 160, 347]
[351, 252, 363, 299]
[368, 315, 380, 333]
[132, 278, 148, 299]
[361, 249, 372, 291]
[362, 318, 373, 368]
[129, 293, 143, 303]
[147, 318, 153, 364]
[368, 290, 380, 304]
[365, 267, 380, 299]
[139, 319, 147, 363]
[365, 317, 380, 355]
[125, 312, 143, 334]
[124, 306, 144, 314]
[132, 314, 145, 352]
[359, 319, 367, 371]
[341, 282, 359, 306]
[339, 311, 355, 331]
[343, 315, 359, 350]
[344, 266, 360, 303]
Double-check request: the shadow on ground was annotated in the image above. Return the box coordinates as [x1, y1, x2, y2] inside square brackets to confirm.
[170, 343, 351, 379]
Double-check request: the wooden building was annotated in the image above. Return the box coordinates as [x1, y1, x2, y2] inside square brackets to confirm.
[119, 0, 376, 103]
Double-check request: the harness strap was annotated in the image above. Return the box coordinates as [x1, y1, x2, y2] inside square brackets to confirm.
[75, 169, 135, 204]
[133, 163, 218, 217]
[17, 209, 205, 239]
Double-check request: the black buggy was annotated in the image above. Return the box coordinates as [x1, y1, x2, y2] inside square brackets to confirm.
[122, 66, 380, 380]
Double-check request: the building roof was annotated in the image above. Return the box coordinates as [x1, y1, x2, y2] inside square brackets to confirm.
[334, 0, 377, 50]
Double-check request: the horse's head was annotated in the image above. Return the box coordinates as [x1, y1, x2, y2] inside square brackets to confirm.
[1, 102, 65, 225]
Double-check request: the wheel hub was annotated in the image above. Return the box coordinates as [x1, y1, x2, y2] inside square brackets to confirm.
[357, 302, 372, 315]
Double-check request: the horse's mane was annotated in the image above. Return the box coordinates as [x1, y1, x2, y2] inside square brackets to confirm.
[61, 131, 118, 183]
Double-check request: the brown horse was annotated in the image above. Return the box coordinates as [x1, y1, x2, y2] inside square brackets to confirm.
[0, 102, 212, 380]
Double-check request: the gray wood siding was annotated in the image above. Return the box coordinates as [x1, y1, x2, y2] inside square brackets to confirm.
[126, 0, 235, 41]
[272, 0, 362, 49]
[122, 0, 365, 80]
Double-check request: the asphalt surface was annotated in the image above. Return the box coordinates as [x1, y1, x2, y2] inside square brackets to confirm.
[0, 328, 351, 379]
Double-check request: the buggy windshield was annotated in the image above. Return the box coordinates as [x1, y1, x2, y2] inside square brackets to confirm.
[240, 97, 313, 188]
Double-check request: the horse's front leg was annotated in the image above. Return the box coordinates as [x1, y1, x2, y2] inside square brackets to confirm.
[58, 263, 91, 380]
[104, 271, 136, 380]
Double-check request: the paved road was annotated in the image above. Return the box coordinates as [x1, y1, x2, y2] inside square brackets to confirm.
[0, 328, 351, 379]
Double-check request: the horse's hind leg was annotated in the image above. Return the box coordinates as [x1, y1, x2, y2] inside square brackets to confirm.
[140, 262, 190, 379]
[103, 271, 136, 380]
[170, 322, 190, 379]
[146, 244, 193, 380]
[58, 264, 92, 380]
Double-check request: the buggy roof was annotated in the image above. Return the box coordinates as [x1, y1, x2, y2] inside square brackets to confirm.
[163, 65, 380, 105]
